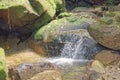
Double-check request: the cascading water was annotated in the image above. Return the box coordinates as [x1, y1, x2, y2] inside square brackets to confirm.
[45, 29, 104, 65]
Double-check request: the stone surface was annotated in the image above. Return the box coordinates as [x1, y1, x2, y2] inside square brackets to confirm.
[102, 66, 120, 80]
[29, 70, 62, 80]
[9, 61, 59, 80]
[30, 13, 105, 58]
[91, 60, 105, 73]
[0, 0, 58, 33]
[0, 48, 7, 80]
[95, 50, 120, 66]
[88, 17, 120, 50]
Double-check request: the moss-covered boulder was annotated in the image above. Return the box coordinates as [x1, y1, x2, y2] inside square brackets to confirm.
[0, 0, 56, 31]
[88, 17, 120, 50]
[33, 13, 96, 42]
[55, 0, 65, 15]
[0, 48, 7, 80]
[29, 13, 104, 57]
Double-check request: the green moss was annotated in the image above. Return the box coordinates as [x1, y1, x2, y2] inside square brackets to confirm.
[98, 17, 113, 25]
[58, 12, 72, 18]
[33, 13, 90, 42]
[0, 48, 7, 80]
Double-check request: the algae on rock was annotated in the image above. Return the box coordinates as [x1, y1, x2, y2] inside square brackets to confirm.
[0, 48, 7, 80]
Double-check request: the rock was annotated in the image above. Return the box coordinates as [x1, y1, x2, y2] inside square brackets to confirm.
[29, 70, 62, 80]
[95, 50, 120, 66]
[55, 0, 65, 15]
[115, 12, 120, 22]
[88, 17, 120, 50]
[0, 48, 7, 80]
[8, 61, 59, 80]
[30, 13, 105, 58]
[0, 0, 57, 32]
[33, 13, 96, 42]
[102, 66, 120, 80]
[28, 39, 47, 56]
[91, 60, 105, 73]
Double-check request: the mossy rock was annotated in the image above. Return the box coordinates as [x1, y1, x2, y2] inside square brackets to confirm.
[55, 0, 65, 15]
[33, 13, 95, 42]
[114, 12, 120, 22]
[0, 0, 56, 30]
[0, 48, 7, 80]
[98, 17, 114, 25]
[88, 19, 120, 50]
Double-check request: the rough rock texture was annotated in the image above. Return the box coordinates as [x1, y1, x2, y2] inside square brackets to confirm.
[95, 50, 120, 66]
[88, 17, 120, 50]
[83, 61, 120, 80]
[91, 60, 105, 73]
[0, 0, 60, 32]
[0, 48, 7, 80]
[29, 13, 105, 58]
[29, 70, 62, 80]
[33, 13, 96, 42]
[9, 61, 59, 80]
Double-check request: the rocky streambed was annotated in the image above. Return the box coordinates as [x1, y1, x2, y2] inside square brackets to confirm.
[0, 0, 120, 80]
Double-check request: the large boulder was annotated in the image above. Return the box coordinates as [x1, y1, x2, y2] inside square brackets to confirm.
[0, 48, 7, 80]
[29, 13, 105, 59]
[88, 17, 120, 50]
[0, 0, 57, 31]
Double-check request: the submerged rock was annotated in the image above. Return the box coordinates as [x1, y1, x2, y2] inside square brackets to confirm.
[0, 48, 7, 80]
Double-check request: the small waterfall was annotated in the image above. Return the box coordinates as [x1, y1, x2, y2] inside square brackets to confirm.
[60, 36, 86, 59]
[46, 32, 103, 65]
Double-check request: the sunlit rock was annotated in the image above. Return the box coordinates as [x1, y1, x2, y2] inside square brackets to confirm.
[0, 48, 7, 80]
[29, 70, 62, 80]
[95, 50, 120, 66]
[0, 0, 57, 31]
[88, 17, 120, 50]
[91, 60, 105, 73]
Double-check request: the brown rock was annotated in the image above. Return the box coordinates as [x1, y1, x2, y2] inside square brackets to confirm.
[95, 50, 120, 66]
[88, 19, 120, 50]
[28, 39, 47, 57]
[9, 62, 59, 80]
[29, 70, 62, 80]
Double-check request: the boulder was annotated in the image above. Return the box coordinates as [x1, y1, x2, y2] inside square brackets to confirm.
[0, 48, 7, 80]
[30, 13, 105, 58]
[0, 0, 56, 31]
[9, 61, 59, 80]
[88, 17, 120, 50]
[95, 50, 120, 66]
[29, 70, 62, 80]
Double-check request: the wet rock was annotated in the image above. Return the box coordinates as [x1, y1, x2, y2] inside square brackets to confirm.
[91, 60, 105, 73]
[30, 13, 105, 58]
[0, 48, 7, 80]
[9, 61, 59, 80]
[29, 70, 62, 80]
[88, 17, 120, 50]
[95, 50, 120, 66]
